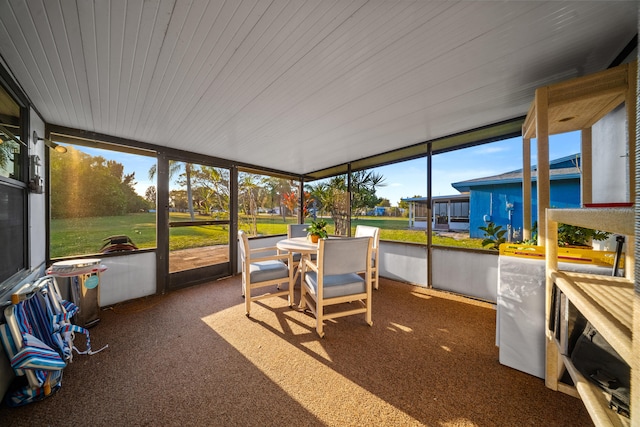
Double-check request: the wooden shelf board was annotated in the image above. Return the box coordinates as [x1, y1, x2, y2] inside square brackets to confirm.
[561, 355, 630, 427]
[551, 271, 633, 363]
[547, 208, 634, 236]
[523, 63, 632, 138]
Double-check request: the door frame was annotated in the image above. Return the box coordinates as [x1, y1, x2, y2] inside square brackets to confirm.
[157, 153, 236, 293]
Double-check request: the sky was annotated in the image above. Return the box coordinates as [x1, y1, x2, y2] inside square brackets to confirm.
[69, 131, 581, 206]
[374, 131, 581, 205]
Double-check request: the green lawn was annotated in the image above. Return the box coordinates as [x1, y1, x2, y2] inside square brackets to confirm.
[50, 213, 484, 258]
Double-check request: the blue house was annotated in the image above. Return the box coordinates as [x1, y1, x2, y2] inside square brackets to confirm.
[451, 154, 581, 240]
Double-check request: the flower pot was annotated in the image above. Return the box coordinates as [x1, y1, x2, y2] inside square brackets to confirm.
[309, 234, 319, 243]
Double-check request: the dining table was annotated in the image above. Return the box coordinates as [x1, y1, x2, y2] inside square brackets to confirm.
[276, 236, 318, 286]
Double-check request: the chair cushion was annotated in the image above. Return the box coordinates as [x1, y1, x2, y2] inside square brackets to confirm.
[304, 271, 365, 298]
[249, 260, 289, 283]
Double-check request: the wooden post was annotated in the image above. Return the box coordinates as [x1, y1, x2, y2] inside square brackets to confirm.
[580, 128, 592, 206]
[544, 215, 559, 390]
[522, 137, 531, 241]
[535, 88, 550, 246]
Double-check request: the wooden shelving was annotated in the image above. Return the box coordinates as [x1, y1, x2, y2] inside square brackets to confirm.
[546, 208, 634, 427]
[551, 270, 633, 363]
[531, 61, 637, 427]
[547, 208, 634, 237]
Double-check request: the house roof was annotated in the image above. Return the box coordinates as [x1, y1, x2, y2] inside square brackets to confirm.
[0, 2, 636, 177]
[402, 194, 469, 203]
[451, 153, 581, 192]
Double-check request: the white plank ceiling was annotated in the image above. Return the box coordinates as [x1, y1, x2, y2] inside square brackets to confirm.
[0, 0, 637, 175]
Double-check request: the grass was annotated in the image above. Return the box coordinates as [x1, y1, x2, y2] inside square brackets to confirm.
[50, 213, 485, 258]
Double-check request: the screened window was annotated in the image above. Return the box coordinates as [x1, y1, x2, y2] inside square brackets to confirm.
[168, 161, 231, 273]
[450, 201, 469, 220]
[348, 159, 427, 243]
[0, 81, 26, 284]
[49, 139, 157, 258]
[237, 170, 300, 237]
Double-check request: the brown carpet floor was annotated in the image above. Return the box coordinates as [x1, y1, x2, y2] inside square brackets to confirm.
[0, 276, 592, 426]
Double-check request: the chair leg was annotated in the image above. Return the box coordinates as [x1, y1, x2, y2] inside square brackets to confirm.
[316, 319, 324, 338]
[315, 303, 324, 338]
[245, 287, 251, 317]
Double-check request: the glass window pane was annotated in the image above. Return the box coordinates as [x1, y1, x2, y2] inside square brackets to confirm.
[0, 184, 25, 282]
[169, 224, 229, 273]
[349, 159, 427, 243]
[0, 83, 26, 283]
[238, 171, 299, 236]
[304, 175, 348, 236]
[50, 143, 157, 258]
[433, 137, 522, 248]
[169, 162, 230, 222]
[0, 84, 23, 180]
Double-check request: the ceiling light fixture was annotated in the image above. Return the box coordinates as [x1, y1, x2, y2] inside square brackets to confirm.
[33, 131, 67, 153]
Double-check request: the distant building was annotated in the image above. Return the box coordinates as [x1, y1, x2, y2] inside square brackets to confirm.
[451, 154, 581, 239]
[402, 194, 470, 232]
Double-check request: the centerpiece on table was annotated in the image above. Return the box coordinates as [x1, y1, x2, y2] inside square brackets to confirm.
[306, 219, 328, 243]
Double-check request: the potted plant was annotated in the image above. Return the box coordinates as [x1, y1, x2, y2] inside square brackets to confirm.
[306, 219, 328, 243]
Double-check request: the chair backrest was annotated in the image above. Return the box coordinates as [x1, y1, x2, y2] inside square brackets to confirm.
[238, 230, 249, 261]
[288, 224, 308, 238]
[354, 225, 380, 249]
[318, 237, 372, 276]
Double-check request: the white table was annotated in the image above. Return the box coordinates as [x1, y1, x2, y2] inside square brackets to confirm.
[276, 237, 318, 285]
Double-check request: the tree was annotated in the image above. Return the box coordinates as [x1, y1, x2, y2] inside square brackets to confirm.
[170, 190, 188, 211]
[378, 198, 391, 207]
[190, 166, 229, 217]
[262, 177, 294, 220]
[282, 191, 311, 218]
[0, 138, 20, 178]
[51, 146, 141, 218]
[149, 161, 196, 220]
[238, 173, 260, 235]
[145, 186, 156, 206]
[306, 171, 385, 236]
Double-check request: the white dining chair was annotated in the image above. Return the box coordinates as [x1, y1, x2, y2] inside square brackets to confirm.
[355, 225, 380, 290]
[300, 236, 373, 338]
[238, 230, 294, 317]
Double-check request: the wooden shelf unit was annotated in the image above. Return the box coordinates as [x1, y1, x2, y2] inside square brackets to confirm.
[521, 61, 636, 244]
[527, 61, 637, 427]
[546, 209, 634, 427]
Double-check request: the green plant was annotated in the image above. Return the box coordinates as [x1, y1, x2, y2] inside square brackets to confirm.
[558, 223, 611, 247]
[306, 219, 328, 239]
[479, 222, 507, 250]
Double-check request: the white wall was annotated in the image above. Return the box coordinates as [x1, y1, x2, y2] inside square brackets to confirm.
[99, 252, 156, 306]
[28, 111, 46, 272]
[432, 247, 498, 302]
[379, 241, 428, 285]
[591, 104, 629, 203]
[378, 242, 498, 303]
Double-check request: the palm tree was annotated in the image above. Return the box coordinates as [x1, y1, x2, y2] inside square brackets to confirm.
[149, 161, 195, 220]
[306, 171, 385, 235]
[238, 173, 260, 235]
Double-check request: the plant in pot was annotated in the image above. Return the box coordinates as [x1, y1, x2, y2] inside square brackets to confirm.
[306, 219, 328, 243]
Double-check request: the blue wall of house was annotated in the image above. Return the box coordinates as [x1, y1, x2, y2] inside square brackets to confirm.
[469, 179, 580, 239]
